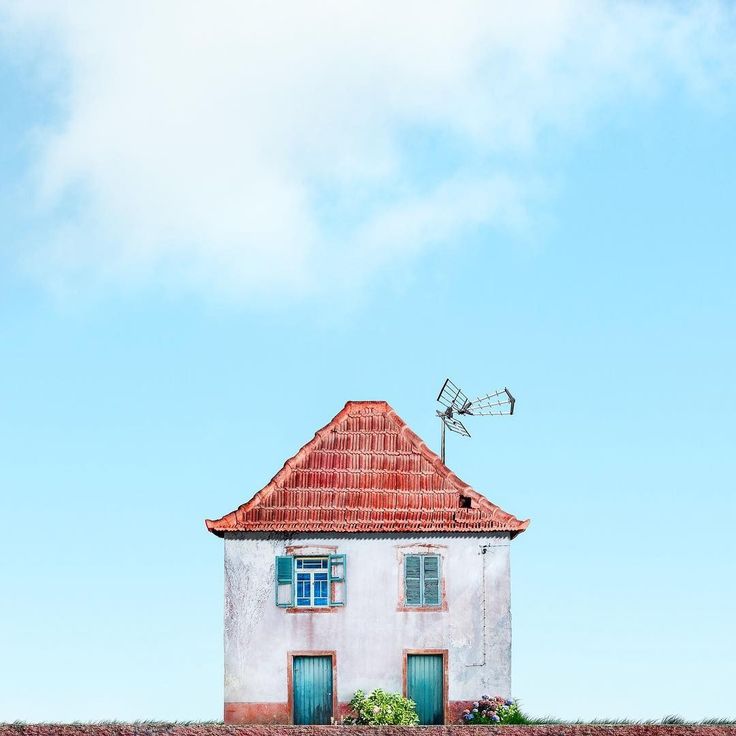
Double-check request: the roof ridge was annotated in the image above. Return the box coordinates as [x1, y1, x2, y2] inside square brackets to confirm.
[344, 400, 391, 406]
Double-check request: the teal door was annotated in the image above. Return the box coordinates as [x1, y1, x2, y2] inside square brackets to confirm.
[407, 654, 444, 725]
[293, 656, 333, 724]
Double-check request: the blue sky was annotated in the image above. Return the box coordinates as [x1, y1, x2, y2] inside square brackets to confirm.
[1, 1, 735, 723]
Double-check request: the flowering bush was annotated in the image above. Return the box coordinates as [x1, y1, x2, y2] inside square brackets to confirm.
[345, 689, 420, 725]
[460, 695, 526, 724]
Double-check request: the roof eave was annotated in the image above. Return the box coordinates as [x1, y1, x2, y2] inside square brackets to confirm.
[205, 520, 531, 537]
[205, 518, 228, 537]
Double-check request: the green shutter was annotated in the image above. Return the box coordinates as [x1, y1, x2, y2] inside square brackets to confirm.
[277, 555, 293, 582]
[329, 554, 346, 606]
[423, 555, 441, 606]
[275, 555, 294, 607]
[405, 555, 422, 605]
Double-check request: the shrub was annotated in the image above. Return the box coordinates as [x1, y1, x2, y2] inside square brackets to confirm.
[459, 695, 528, 724]
[345, 689, 420, 725]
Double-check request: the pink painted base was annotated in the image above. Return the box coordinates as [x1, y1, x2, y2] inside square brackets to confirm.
[225, 702, 355, 725]
[226, 700, 470, 725]
[225, 702, 290, 724]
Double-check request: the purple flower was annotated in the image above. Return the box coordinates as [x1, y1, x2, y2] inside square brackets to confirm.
[492, 714, 500, 722]
[505, 699, 514, 706]
[482, 694, 490, 701]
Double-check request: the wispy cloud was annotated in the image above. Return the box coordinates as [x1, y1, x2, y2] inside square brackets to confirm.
[3, 1, 735, 301]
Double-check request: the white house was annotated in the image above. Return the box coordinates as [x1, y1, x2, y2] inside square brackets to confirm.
[206, 401, 529, 725]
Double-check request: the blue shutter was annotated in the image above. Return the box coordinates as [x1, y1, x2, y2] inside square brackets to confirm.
[275, 555, 294, 607]
[422, 555, 441, 606]
[405, 555, 422, 605]
[328, 554, 346, 606]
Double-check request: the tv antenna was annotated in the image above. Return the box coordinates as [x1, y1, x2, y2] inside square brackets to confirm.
[436, 378, 515, 464]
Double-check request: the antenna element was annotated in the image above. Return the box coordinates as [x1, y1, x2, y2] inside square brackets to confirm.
[435, 378, 515, 463]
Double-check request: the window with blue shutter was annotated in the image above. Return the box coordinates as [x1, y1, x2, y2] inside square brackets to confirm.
[404, 554, 442, 607]
[275, 554, 347, 608]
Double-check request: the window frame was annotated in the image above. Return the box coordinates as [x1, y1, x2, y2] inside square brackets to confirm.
[403, 553, 442, 608]
[294, 556, 330, 608]
[396, 547, 448, 612]
[275, 551, 347, 611]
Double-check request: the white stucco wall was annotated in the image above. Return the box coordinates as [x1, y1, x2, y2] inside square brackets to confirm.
[223, 532, 512, 707]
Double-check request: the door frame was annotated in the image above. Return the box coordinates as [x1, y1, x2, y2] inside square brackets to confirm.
[402, 649, 449, 725]
[287, 650, 338, 725]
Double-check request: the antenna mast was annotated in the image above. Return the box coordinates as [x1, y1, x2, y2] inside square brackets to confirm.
[440, 418, 446, 464]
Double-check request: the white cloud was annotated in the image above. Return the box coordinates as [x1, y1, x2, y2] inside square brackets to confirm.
[2, 1, 735, 301]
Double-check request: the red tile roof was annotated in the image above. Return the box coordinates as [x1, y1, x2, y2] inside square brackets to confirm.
[205, 401, 529, 537]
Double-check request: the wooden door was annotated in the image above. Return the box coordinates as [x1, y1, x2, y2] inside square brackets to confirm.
[407, 654, 444, 725]
[293, 655, 333, 724]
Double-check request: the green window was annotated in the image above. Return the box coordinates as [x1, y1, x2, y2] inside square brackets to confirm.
[275, 554, 346, 608]
[404, 554, 441, 607]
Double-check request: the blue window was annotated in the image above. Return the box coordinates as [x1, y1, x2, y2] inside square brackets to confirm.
[296, 557, 329, 607]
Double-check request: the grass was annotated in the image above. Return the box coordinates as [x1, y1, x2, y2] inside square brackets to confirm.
[3, 716, 736, 726]
[507, 717, 736, 726]
[4, 722, 225, 727]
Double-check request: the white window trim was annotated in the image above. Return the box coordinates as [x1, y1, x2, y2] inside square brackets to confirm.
[294, 556, 329, 608]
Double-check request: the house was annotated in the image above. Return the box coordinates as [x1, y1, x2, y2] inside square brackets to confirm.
[205, 400, 529, 725]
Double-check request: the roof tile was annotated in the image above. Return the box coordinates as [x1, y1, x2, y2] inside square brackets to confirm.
[205, 401, 529, 537]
